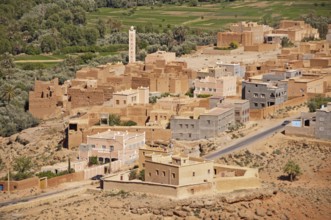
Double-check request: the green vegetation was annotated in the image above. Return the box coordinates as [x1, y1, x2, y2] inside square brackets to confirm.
[11, 156, 34, 181]
[128, 169, 145, 181]
[129, 169, 137, 180]
[283, 160, 302, 182]
[88, 1, 331, 31]
[108, 114, 137, 126]
[88, 156, 99, 166]
[36, 169, 75, 179]
[197, 94, 213, 98]
[307, 95, 331, 112]
[281, 37, 294, 48]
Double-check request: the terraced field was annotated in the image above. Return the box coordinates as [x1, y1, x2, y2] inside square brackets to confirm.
[88, 0, 331, 30]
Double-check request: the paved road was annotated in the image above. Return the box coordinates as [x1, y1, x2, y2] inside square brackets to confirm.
[204, 120, 290, 160]
[0, 183, 91, 208]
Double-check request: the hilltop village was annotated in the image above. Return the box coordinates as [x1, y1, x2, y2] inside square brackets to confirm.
[1, 20, 331, 219]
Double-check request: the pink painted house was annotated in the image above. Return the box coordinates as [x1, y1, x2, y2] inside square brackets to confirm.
[79, 130, 145, 165]
[194, 76, 237, 98]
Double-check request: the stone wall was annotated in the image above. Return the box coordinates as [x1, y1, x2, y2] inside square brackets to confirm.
[103, 179, 213, 199]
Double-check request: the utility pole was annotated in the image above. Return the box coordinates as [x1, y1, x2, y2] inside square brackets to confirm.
[7, 152, 11, 194]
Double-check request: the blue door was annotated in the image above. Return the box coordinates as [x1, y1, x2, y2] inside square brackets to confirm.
[0, 184, 3, 191]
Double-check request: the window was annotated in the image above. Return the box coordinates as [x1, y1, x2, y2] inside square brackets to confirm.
[319, 117, 325, 122]
[156, 170, 159, 175]
[208, 169, 210, 174]
[261, 94, 265, 98]
[162, 171, 166, 176]
[179, 124, 183, 128]
[193, 172, 195, 177]
[124, 100, 127, 104]
[149, 172, 151, 177]
[254, 103, 258, 107]
[191, 124, 194, 128]
[261, 103, 265, 108]
[142, 163, 145, 167]
[172, 173, 176, 178]
[207, 120, 211, 124]
[253, 93, 258, 98]
[102, 145, 106, 149]
[116, 100, 119, 105]
[189, 133, 191, 138]
[185, 124, 188, 128]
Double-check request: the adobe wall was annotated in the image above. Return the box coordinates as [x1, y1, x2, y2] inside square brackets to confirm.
[249, 96, 307, 120]
[68, 130, 83, 149]
[84, 126, 171, 143]
[0, 177, 39, 192]
[131, 77, 150, 89]
[244, 44, 278, 52]
[284, 126, 315, 138]
[214, 176, 260, 192]
[47, 171, 84, 188]
[68, 88, 104, 109]
[217, 32, 243, 47]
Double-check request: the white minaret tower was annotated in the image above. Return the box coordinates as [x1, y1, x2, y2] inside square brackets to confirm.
[129, 26, 136, 63]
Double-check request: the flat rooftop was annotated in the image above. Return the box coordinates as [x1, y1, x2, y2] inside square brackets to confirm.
[88, 130, 144, 139]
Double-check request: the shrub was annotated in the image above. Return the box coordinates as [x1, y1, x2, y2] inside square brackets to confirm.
[88, 156, 99, 166]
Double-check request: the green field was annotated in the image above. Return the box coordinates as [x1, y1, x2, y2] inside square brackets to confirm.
[88, 0, 331, 31]
[14, 54, 65, 61]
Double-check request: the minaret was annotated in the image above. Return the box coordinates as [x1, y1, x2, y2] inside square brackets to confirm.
[129, 26, 136, 63]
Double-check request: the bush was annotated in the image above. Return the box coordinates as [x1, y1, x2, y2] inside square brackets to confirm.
[138, 169, 145, 181]
[121, 120, 137, 126]
[129, 169, 137, 180]
[88, 156, 99, 166]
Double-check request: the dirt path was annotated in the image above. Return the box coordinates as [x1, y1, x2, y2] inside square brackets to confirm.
[14, 60, 64, 63]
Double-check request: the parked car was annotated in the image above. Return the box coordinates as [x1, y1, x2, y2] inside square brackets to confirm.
[91, 175, 104, 180]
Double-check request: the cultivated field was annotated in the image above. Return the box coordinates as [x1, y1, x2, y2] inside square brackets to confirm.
[88, 0, 331, 31]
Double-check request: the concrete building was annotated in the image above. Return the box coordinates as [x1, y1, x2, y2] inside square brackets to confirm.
[285, 103, 331, 141]
[79, 130, 145, 165]
[170, 107, 235, 140]
[145, 154, 214, 186]
[219, 99, 250, 124]
[197, 63, 245, 79]
[315, 102, 331, 140]
[129, 26, 136, 63]
[242, 81, 288, 109]
[112, 87, 149, 108]
[194, 76, 237, 98]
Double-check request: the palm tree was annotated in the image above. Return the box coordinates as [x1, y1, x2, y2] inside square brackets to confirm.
[283, 160, 302, 182]
[0, 84, 16, 104]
